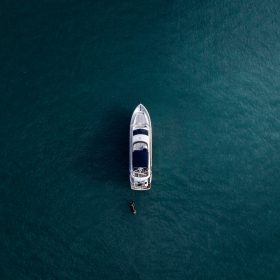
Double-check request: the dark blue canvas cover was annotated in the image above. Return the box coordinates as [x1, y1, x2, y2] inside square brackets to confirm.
[133, 149, 148, 168]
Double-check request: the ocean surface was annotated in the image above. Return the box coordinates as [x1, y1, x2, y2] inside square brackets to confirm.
[1, 1, 280, 279]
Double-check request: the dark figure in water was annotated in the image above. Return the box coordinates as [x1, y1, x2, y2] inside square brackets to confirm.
[129, 201, 136, 215]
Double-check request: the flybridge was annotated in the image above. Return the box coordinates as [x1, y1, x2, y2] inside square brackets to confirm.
[133, 147, 148, 168]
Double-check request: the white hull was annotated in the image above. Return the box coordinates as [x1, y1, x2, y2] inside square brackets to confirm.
[129, 104, 152, 190]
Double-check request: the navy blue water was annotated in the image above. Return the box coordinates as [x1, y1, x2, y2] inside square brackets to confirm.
[1, 1, 280, 279]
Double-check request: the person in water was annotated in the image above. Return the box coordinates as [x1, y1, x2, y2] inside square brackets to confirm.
[129, 201, 136, 215]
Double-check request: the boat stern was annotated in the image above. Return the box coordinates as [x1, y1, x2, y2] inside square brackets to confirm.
[130, 176, 151, 191]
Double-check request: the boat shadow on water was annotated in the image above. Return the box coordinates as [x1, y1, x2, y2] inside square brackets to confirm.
[74, 108, 130, 186]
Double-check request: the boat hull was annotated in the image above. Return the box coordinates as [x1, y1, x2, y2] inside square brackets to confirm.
[129, 104, 152, 190]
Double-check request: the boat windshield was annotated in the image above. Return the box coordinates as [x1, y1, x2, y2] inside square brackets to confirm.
[133, 129, 148, 136]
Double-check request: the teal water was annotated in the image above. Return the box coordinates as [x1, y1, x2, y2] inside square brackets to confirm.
[1, 1, 280, 279]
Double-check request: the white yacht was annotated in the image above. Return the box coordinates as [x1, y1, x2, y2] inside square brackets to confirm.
[129, 104, 152, 190]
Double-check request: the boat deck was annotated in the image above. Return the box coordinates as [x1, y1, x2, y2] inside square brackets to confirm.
[133, 167, 148, 177]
